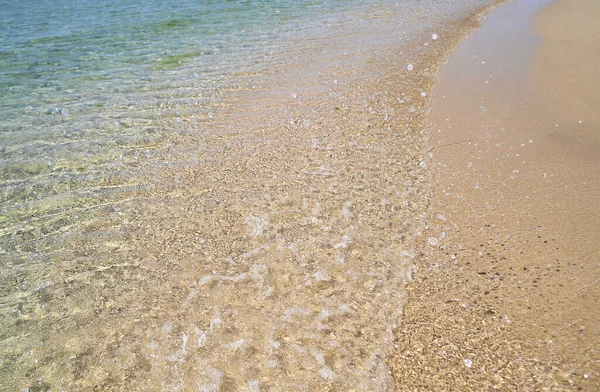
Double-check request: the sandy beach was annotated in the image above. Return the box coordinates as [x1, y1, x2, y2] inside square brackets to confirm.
[391, 0, 600, 390]
[4, 0, 599, 389]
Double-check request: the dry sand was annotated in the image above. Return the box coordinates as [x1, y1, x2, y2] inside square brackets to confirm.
[391, 0, 600, 390]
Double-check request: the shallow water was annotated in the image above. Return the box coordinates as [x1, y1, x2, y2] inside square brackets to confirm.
[1, 0, 497, 389]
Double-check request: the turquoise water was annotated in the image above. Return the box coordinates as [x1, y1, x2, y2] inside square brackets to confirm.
[0, 1, 370, 188]
[1, 0, 383, 118]
[0, 0, 385, 265]
[1, 0, 498, 390]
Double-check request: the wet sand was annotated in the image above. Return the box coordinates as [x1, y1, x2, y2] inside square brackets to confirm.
[7, 3, 510, 390]
[7, 0, 598, 389]
[391, 0, 600, 390]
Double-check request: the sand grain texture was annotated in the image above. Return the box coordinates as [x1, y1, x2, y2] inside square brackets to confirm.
[391, 0, 600, 390]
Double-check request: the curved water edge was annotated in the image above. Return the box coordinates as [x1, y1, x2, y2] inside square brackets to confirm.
[1, 0, 502, 390]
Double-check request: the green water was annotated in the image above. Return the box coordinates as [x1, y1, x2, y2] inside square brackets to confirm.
[1, 0, 498, 389]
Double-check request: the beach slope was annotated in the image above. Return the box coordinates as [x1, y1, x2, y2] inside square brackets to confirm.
[392, 0, 600, 389]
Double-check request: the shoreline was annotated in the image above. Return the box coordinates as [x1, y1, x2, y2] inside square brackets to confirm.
[3, 1, 516, 390]
[392, 0, 600, 390]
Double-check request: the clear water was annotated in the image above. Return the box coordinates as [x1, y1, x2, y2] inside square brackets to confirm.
[1, 0, 497, 390]
[1, 0, 375, 249]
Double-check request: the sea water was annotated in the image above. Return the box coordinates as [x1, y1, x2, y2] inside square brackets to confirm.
[1, 0, 496, 390]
